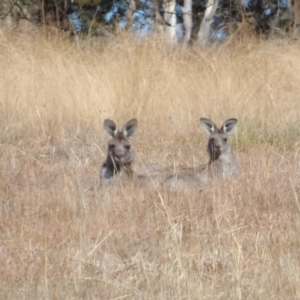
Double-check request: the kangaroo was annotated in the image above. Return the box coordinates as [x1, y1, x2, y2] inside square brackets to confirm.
[164, 118, 239, 188]
[200, 118, 239, 178]
[100, 118, 138, 186]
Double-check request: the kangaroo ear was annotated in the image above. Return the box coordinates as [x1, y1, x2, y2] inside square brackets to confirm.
[104, 119, 118, 138]
[122, 118, 138, 139]
[222, 118, 238, 134]
[200, 118, 216, 134]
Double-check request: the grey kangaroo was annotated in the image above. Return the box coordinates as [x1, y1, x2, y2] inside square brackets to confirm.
[164, 118, 239, 188]
[100, 118, 138, 185]
[200, 117, 239, 178]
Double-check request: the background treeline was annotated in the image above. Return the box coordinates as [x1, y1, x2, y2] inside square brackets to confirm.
[1, 0, 300, 42]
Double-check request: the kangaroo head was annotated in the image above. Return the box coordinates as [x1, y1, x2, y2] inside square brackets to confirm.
[200, 118, 238, 161]
[104, 118, 138, 165]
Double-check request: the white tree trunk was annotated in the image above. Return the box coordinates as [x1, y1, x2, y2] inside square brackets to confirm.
[182, 0, 192, 43]
[197, 0, 219, 45]
[164, 0, 177, 44]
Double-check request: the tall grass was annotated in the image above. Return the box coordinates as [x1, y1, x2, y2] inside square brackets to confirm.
[0, 30, 300, 299]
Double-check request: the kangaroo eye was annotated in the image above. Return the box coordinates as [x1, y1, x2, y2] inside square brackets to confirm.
[223, 138, 227, 142]
[210, 138, 214, 142]
[109, 145, 115, 150]
[125, 145, 131, 150]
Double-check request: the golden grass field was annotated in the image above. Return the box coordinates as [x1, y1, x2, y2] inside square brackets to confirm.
[0, 30, 300, 299]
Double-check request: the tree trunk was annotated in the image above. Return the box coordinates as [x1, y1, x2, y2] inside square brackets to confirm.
[293, 0, 300, 37]
[164, 0, 177, 44]
[125, 0, 136, 30]
[197, 0, 219, 45]
[182, 0, 192, 43]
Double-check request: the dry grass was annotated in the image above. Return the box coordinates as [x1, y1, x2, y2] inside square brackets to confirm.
[0, 30, 300, 299]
